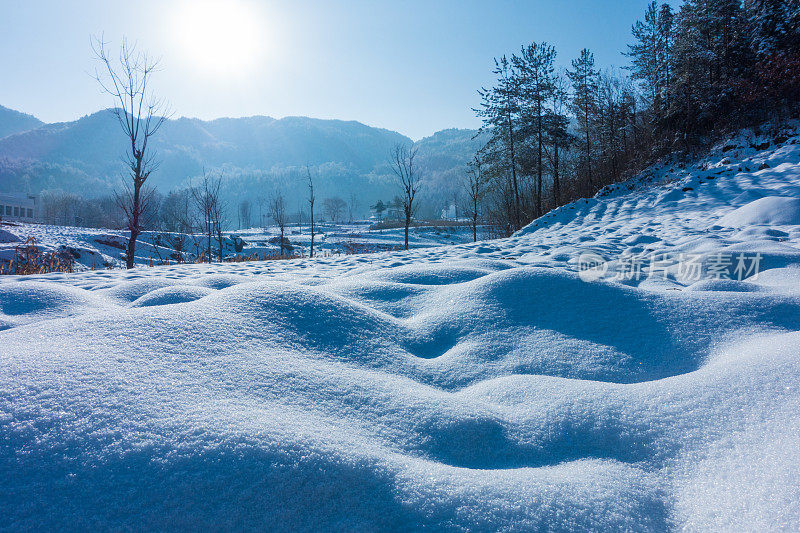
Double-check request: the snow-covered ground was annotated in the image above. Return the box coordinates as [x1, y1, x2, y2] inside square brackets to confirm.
[2, 125, 800, 530]
[0, 221, 478, 270]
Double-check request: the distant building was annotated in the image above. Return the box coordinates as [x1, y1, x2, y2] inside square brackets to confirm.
[386, 198, 403, 220]
[0, 193, 38, 222]
[440, 203, 457, 220]
[370, 198, 403, 221]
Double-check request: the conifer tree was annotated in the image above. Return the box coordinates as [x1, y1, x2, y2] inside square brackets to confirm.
[513, 42, 556, 218]
[626, 2, 662, 111]
[658, 3, 675, 116]
[567, 49, 599, 194]
[545, 74, 573, 207]
[476, 57, 523, 230]
[745, 0, 795, 58]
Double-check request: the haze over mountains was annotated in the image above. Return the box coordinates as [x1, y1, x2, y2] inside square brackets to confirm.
[0, 105, 482, 215]
[0, 105, 43, 139]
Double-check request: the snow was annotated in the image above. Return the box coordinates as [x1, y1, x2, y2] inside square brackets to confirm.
[718, 196, 800, 227]
[0, 221, 479, 270]
[2, 125, 800, 530]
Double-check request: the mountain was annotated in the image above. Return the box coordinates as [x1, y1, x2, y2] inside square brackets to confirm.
[0, 105, 43, 139]
[414, 128, 486, 214]
[0, 107, 481, 213]
[0, 109, 411, 191]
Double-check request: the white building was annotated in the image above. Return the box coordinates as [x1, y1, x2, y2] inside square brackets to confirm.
[0, 193, 38, 222]
[440, 203, 457, 220]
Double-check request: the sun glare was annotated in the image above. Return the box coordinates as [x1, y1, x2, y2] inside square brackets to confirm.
[173, 0, 265, 77]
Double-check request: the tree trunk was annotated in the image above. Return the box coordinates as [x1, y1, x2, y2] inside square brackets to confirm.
[585, 125, 592, 194]
[507, 110, 521, 231]
[553, 142, 561, 206]
[310, 214, 314, 258]
[404, 214, 410, 250]
[536, 98, 543, 218]
[126, 181, 141, 269]
[126, 229, 138, 269]
[207, 220, 212, 263]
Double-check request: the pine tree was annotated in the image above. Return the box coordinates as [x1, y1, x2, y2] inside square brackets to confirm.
[745, 0, 793, 58]
[545, 74, 573, 207]
[513, 42, 556, 218]
[668, 0, 747, 136]
[476, 56, 523, 230]
[626, 2, 662, 110]
[658, 3, 675, 116]
[567, 49, 599, 194]
[627, 2, 676, 127]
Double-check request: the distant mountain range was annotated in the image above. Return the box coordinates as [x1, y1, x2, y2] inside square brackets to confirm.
[0, 105, 483, 215]
[0, 105, 43, 139]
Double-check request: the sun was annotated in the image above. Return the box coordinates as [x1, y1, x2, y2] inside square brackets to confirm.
[173, 0, 265, 77]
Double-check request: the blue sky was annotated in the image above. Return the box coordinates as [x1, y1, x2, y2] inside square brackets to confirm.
[0, 0, 679, 139]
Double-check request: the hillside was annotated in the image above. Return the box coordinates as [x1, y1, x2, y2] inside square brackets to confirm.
[2, 124, 799, 529]
[0, 107, 480, 210]
[0, 104, 43, 139]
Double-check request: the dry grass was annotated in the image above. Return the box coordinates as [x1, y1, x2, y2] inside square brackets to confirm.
[341, 241, 402, 255]
[368, 220, 472, 230]
[0, 237, 75, 275]
[224, 252, 304, 263]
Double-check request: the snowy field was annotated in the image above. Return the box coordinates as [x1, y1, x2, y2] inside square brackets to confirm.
[0, 220, 478, 270]
[2, 126, 800, 530]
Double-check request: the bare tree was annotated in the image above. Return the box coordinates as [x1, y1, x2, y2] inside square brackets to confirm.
[160, 189, 194, 233]
[238, 199, 252, 229]
[157, 190, 192, 263]
[389, 143, 421, 250]
[256, 195, 267, 229]
[93, 36, 170, 268]
[211, 188, 227, 262]
[114, 184, 160, 259]
[192, 174, 222, 262]
[323, 196, 346, 223]
[297, 202, 303, 234]
[464, 156, 488, 242]
[348, 191, 359, 223]
[269, 192, 288, 256]
[305, 166, 316, 258]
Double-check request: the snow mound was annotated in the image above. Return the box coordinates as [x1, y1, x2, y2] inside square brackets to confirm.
[130, 285, 215, 307]
[0, 281, 104, 328]
[191, 273, 249, 289]
[718, 196, 800, 227]
[100, 277, 178, 303]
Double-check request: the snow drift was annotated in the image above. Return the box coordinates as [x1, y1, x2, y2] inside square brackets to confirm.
[718, 195, 800, 227]
[2, 126, 800, 530]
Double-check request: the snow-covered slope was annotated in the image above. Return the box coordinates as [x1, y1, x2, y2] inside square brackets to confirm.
[2, 126, 800, 530]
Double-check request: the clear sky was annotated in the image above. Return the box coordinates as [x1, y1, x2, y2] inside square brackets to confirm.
[0, 0, 679, 140]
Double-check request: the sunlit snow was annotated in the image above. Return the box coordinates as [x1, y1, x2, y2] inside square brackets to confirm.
[2, 126, 800, 530]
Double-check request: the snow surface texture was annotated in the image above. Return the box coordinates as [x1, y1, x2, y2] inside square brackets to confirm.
[3, 126, 800, 530]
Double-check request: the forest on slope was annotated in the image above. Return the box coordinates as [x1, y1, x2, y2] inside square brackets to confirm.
[474, 0, 800, 235]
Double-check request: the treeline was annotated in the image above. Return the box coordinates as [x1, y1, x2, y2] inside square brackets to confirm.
[39, 191, 124, 228]
[475, 0, 800, 235]
[38, 184, 360, 232]
[38, 188, 202, 234]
